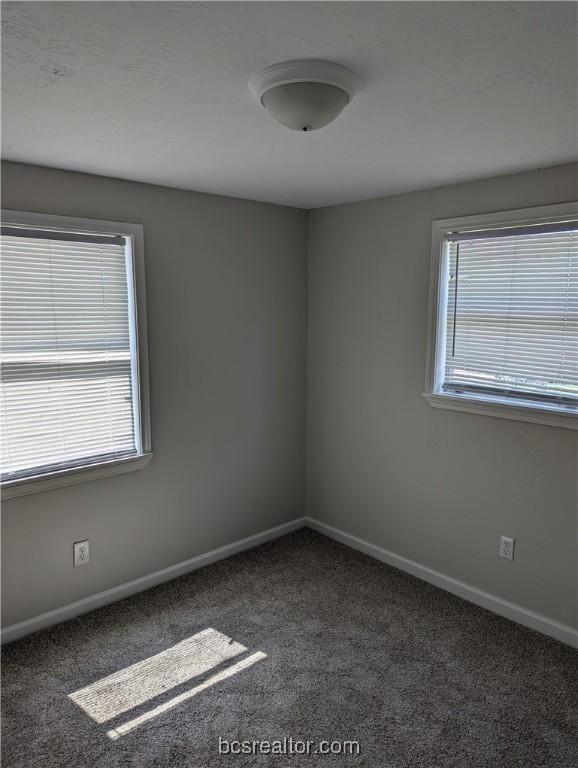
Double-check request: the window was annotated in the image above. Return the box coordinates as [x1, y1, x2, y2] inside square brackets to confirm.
[1, 211, 151, 498]
[424, 203, 578, 429]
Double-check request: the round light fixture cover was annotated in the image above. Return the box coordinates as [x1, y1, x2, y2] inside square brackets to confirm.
[249, 60, 360, 132]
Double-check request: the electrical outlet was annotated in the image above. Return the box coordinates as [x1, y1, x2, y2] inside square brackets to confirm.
[499, 535, 515, 561]
[73, 539, 90, 567]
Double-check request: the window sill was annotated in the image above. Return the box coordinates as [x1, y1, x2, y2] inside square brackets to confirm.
[423, 392, 578, 431]
[1, 453, 153, 500]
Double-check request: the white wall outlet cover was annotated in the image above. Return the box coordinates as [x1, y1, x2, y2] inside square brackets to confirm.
[73, 540, 90, 567]
[499, 535, 515, 561]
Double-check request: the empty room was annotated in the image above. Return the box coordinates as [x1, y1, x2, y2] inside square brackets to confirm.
[1, 2, 576, 766]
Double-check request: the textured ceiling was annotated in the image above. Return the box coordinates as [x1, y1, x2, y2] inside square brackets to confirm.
[2, 2, 577, 208]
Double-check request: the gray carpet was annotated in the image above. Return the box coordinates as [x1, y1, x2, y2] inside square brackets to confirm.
[2, 528, 577, 768]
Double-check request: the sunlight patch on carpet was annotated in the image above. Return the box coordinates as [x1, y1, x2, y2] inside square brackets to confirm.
[68, 627, 264, 734]
[107, 650, 266, 739]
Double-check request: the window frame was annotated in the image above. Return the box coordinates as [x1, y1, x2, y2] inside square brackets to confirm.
[423, 201, 578, 431]
[1, 209, 152, 498]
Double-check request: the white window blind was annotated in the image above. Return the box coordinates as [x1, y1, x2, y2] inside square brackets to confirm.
[0, 226, 141, 481]
[443, 222, 578, 406]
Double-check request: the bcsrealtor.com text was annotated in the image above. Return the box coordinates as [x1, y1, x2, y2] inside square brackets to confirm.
[218, 737, 361, 757]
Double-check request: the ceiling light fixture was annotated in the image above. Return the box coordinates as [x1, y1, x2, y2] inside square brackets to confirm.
[249, 60, 360, 132]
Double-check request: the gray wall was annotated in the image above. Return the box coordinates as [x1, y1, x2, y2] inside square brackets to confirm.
[307, 163, 578, 628]
[1, 162, 307, 627]
[3, 160, 577, 632]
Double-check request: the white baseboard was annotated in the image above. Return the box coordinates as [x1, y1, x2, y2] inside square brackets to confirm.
[1, 517, 307, 645]
[306, 517, 578, 648]
[4, 514, 575, 648]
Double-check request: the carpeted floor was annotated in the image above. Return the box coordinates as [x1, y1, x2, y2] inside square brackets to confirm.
[2, 528, 577, 768]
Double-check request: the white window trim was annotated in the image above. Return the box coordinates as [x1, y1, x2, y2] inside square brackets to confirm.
[424, 201, 578, 431]
[1, 210, 153, 499]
